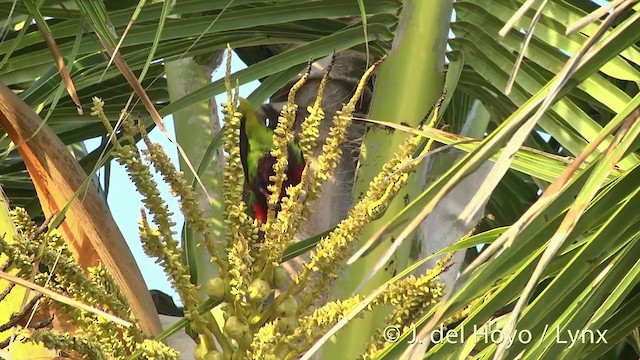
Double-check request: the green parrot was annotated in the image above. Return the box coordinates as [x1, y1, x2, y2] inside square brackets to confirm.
[237, 98, 305, 223]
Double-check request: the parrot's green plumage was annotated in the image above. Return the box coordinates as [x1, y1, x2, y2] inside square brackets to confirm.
[237, 98, 305, 223]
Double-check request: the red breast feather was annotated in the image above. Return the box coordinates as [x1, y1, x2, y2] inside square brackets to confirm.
[252, 147, 305, 223]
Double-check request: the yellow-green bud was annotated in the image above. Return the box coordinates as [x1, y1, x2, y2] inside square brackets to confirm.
[278, 316, 298, 333]
[248, 279, 272, 303]
[272, 266, 288, 289]
[249, 315, 261, 326]
[224, 316, 248, 340]
[205, 277, 226, 300]
[277, 317, 290, 333]
[276, 296, 298, 317]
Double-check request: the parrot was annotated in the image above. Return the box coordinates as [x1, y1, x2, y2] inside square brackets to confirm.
[237, 98, 305, 223]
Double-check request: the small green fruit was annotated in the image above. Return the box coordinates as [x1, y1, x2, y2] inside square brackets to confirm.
[277, 317, 290, 333]
[248, 279, 272, 303]
[272, 266, 288, 289]
[224, 316, 248, 340]
[205, 277, 226, 300]
[276, 296, 298, 317]
[278, 315, 298, 333]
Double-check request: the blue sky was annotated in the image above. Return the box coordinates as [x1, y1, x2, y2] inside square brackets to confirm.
[86, 54, 257, 303]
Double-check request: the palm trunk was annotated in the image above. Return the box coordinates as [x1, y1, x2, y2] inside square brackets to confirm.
[321, 1, 454, 358]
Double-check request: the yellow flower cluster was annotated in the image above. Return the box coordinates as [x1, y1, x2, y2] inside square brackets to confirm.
[260, 71, 309, 265]
[297, 125, 422, 309]
[298, 60, 332, 162]
[136, 338, 180, 360]
[364, 254, 452, 358]
[137, 118, 224, 270]
[220, 49, 265, 337]
[26, 329, 106, 359]
[92, 97, 204, 331]
[1, 207, 175, 358]
[7, 208, 130, 320]
[250, 320, 280, 359]
[284, 296, 363, 355]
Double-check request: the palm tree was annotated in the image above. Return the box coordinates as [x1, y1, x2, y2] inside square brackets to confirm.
[0, 0, 638, 359]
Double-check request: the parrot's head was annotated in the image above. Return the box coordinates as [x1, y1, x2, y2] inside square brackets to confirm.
[236, 98, 305, 224]
[237, 98, 258, 122]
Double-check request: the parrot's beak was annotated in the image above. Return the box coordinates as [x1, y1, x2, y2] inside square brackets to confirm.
[257, 102, 285, 129]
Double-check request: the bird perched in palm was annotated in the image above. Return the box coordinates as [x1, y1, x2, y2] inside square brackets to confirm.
[237, 98, 305, 223]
